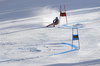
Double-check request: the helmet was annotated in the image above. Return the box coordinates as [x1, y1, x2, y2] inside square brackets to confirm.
[55, 17, 58, 20]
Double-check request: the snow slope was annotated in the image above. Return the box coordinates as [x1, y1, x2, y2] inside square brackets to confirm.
[0, 0, 100, 21]
[0, 0, 100, 66]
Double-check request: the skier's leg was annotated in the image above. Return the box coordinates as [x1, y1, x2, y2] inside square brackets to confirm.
[46, 23, 53, 27]
[53, 25, 55, 27]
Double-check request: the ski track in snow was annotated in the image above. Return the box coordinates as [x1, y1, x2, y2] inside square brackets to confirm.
[0, 5, 100, 66]
[0, 42, 79, 63]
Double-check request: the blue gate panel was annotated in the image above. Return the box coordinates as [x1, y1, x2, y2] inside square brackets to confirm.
[73, 34, 79, 40]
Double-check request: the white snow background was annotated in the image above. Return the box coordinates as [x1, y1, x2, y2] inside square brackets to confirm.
[0, 0, 100, 66]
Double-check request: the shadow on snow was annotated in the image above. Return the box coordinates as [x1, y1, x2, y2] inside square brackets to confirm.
[45, 59, 100, 66]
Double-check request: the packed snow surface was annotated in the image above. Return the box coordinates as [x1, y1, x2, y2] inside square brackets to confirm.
[0, 0, 100, 66]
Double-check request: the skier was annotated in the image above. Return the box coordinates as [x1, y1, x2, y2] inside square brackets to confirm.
[46, 17, 59, 27]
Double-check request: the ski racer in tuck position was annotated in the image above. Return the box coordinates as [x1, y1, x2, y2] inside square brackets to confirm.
[46, 17, 59, 27]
